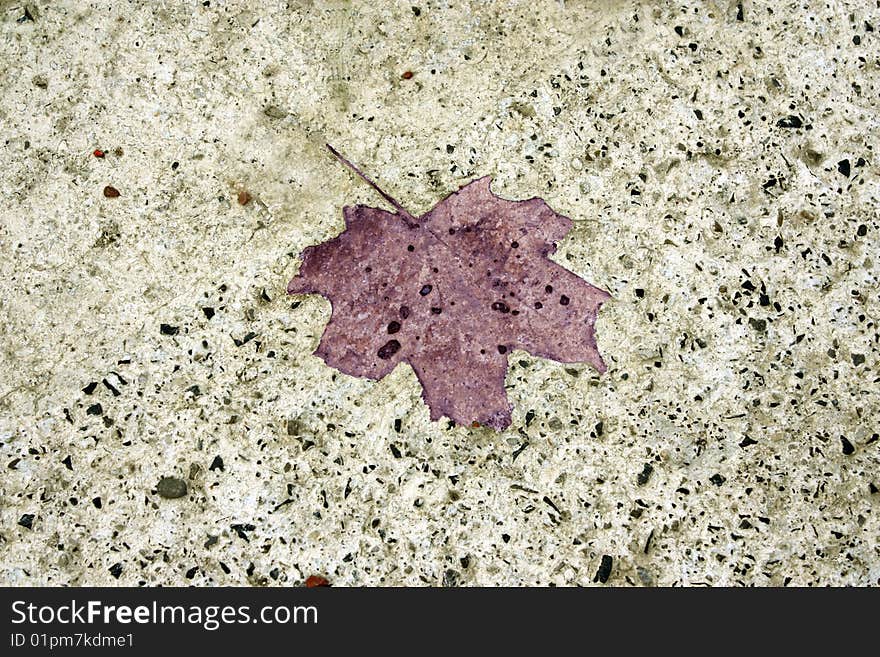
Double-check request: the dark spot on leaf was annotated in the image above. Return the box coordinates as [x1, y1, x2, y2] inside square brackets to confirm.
[377, 339, 401, 359]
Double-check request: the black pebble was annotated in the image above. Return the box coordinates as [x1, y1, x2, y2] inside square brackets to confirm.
[160, 323, 179, 336]
[202, 307, 215, 319]
[86, 403, 103, 416]
[748, 318, 767, 332]
[776, 115, 803, 128]
[710, 473, 726, 486]
[109, 563, 123, 579]
[837, 159, 851, 177]
[61, 455, 73, 470]
[419, 285, 432, 296]
[231, 523, 255, 541]
[852, 353, 865, 366]
[387, 321, 401, 334]
[18, 514, 34, 530]
[594, 555, 613, 583]
[209, 456, 224, 472]
[82, 381, 98, 395]
[840, 436, 855, 455]
[156, 477, 188, 499]
[637, 463, 653, 486]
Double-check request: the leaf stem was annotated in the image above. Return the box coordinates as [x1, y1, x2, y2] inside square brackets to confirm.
[326, 144, 417, 225]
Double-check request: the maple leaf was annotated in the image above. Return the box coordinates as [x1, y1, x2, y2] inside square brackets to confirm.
[288, 145, 610, 430]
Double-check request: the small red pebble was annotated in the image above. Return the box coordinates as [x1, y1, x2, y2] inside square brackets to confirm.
[237, 190, 252, 206]
[401, 70, 414, 80]
[103, 185, 120, 198]
[305, 575, 330, 588]
[471, 421, 481, 428]
[93, 149, 105, 158]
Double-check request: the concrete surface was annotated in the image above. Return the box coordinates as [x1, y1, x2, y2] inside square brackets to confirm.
[1, 0, 878, 586]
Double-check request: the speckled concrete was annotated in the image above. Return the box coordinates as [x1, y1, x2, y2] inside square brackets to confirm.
[1, 1, 878, 586]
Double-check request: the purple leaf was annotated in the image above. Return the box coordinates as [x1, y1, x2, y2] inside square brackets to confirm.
[288, 145, 610, 430]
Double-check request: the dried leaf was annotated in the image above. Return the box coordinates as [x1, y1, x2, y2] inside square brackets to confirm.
[288, 146, 610, 430]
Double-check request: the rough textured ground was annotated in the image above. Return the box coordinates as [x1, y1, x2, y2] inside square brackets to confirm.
[1, 0, 878, 586]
